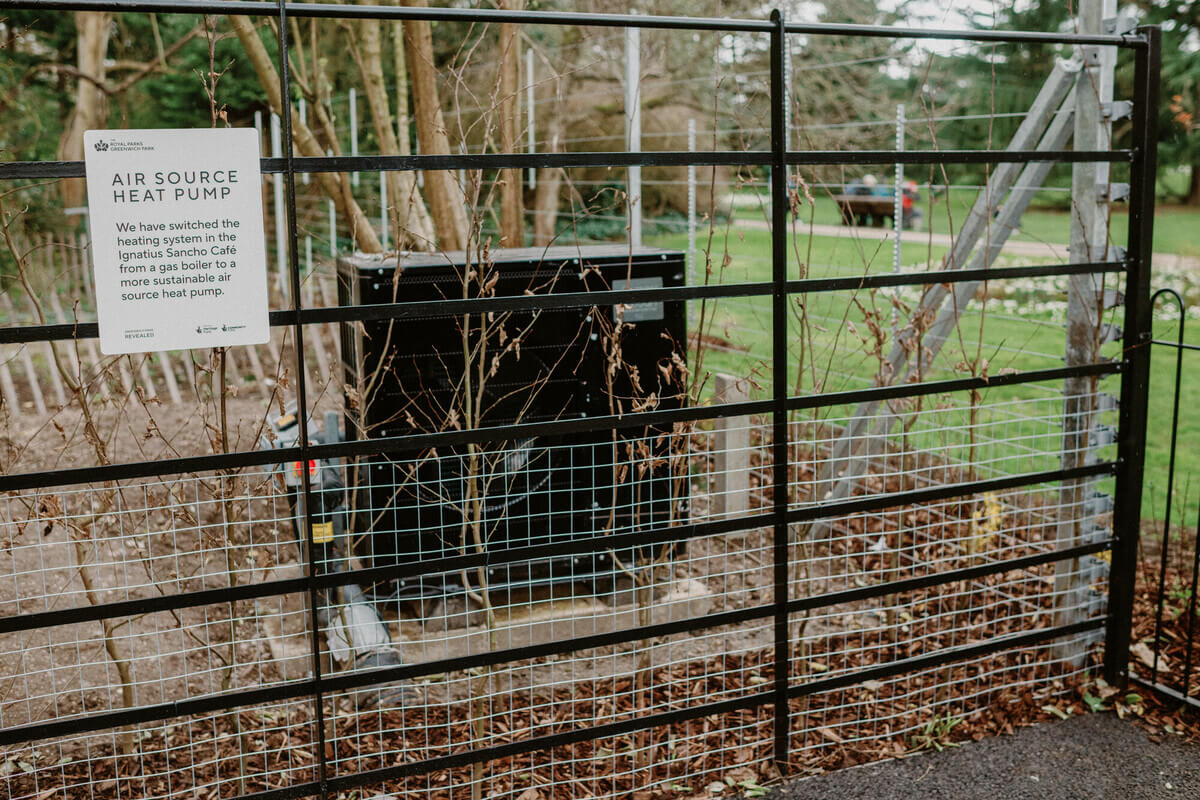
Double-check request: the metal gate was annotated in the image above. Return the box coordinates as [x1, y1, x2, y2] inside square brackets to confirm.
[0, 3, 1161, 799]
[1135, 288, 1199, 711]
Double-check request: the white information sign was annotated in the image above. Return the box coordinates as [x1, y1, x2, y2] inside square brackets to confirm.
[84, 128, 270, 354]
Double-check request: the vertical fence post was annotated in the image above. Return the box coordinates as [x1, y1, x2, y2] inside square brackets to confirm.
[299, 97, 309, 185]
[625, 23, 642, 249]
[687, 118, 697, 326]
[328, 155, 337, 258]
[891, 103, 904, 338]
[275, 2, 330, 797]
[712, 374, 749, 520]
[271, 113, 288, 303]
[768, 7, 791, 773]
[1106, 24, 1160, 687]
[380, 170, 388, 252]
[526, 46, 536, 188]
[350, 87, 360, 188]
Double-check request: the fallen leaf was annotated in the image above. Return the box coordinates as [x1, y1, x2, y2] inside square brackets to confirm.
[819, 726, 843, 743]
[1041, 704, 1069, 720]
[1130, 642, 1168, 672]
[724, 767, 757, 784]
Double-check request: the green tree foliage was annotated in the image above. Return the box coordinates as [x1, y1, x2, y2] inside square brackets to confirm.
[1139, 2, 1200, 202]
[0, 11, 77, 164]
[126, 15, 269, 130]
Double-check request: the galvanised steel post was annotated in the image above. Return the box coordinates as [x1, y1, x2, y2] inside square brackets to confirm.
[1105, 24, 1160, 688]
[769, 7, 792, 772]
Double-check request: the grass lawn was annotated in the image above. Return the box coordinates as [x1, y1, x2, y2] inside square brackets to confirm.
[647, 222, 1200, 526]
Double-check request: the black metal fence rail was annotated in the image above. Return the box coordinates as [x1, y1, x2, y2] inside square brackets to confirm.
[0, 2, 1162, 799]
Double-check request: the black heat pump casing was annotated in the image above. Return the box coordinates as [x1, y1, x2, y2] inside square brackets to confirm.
[337, 246, 689, 600]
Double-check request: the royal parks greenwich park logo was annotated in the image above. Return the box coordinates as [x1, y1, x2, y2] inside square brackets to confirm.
[92, 136, 152, 153]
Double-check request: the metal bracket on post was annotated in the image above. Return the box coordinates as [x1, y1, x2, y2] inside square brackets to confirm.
[1104, 13, 1138, 36]
[1098, 182, 1130, 202]
[1099, 323, 1123, 345]
[1103, 100, 1133, 121]
[1088, 425, 1118, 451]
[1081, 520, 1111, 546]
[1085, 490, 1115, 518]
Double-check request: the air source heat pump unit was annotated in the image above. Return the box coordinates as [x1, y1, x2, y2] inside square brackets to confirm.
[337, 245, 689, 601]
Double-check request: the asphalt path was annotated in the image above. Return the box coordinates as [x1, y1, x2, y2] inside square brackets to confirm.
[764, 713, 1200, 800]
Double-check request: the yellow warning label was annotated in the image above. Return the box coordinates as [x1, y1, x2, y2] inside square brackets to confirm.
[311, 522, 334, 544]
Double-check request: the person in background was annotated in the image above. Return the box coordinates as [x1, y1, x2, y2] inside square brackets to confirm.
[842, 174, 877, 225]
[902, 180, 922, 230]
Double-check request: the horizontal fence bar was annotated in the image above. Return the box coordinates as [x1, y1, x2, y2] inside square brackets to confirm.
[788, 462, 1115, 525]
[1130, 675, 1200, 712]
[0, 1, 1144, 46]
[784, 149, 1130, 166]
[0, 0, 774, 32]
[1151, 339, 1200, 352]
[0, 538, 1111, 748]
[0, 459, 1112, 641]
[783, 21, 1142, 47]
[0, 361, 1119, 492]
[0, 260, 1124, 346]
[786, 260, 1125, 294]
[0, 148, 1130, 182]
[0, 151, 764, 181]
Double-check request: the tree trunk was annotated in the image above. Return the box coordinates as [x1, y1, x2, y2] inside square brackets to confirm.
[58, 12, 112, 211]
[228, 15, 382, 253]
[402, 0, 470, 252]
[358, 15, 435, 249]
[1188, 163, 1200, 205]
[498, 4, 524, 247]
[392, 16, 411, 156]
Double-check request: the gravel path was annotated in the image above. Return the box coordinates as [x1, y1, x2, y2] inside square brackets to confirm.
[765, 713, 1200, 800]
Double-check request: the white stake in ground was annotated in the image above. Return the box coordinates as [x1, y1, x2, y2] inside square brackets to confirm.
[526, 47, 536, 189]
[271, 113, 287, 303]
[625, 24, 642, 249]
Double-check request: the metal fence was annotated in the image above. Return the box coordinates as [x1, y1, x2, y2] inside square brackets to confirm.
[1134, 288, 1200, 712]
[0, 3, 1162, 799]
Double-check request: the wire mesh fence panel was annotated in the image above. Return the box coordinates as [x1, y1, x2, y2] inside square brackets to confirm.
[0, 3, 1162, 800]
